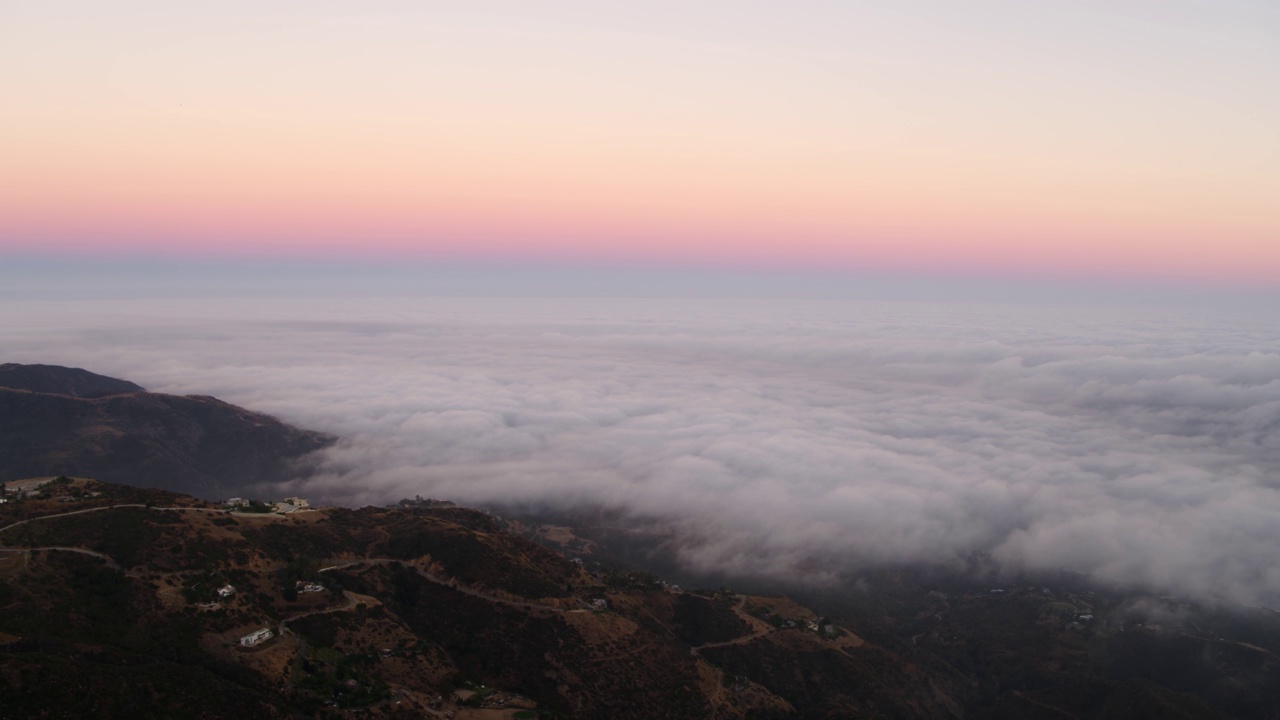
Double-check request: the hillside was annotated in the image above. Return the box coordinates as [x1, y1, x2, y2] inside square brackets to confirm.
[0, 363, 144, 398]
[0, 477, 966, 720]
[0, 363, 333, 499]
[507, 511, 1280, 720]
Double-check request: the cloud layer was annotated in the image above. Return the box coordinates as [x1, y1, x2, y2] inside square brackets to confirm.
[5, 296, 1280, 605]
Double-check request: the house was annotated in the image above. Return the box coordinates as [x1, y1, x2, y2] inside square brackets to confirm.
[283, 497, 310, 510]
[223, 498, 248, 508]
[590, 598, 609, 610]
[296, 581, 326, 593]
[1077, 614, 1094, 621]
[273, 501, 297, 514]
[217, 584, 236, 598]
[240, 628, 274, 647]
[806, 621, 820, 632]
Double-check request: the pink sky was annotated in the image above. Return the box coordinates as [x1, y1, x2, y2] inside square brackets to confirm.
[2, 2, 1277, 286]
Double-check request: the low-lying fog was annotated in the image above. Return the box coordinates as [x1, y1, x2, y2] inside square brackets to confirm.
[6, 296, 1280, 606]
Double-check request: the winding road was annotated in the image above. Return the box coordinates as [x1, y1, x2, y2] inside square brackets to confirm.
[278, 590, 361, 635]
[319, 558, 583, 614]
[690, 595, 774, 657]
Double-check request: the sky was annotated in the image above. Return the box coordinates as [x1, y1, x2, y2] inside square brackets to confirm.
[2, 0, 1278, 287]
[3, 2, 1280, 607]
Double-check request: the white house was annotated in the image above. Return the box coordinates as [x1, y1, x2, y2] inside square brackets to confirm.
[217, 584, 236, 598]
[283, 497, 310, 509]
[297, 581, 326, 593]
[240, 627, 274, 647]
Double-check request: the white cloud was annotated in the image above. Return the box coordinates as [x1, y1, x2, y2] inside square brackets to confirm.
[4, 296, 1280, 606]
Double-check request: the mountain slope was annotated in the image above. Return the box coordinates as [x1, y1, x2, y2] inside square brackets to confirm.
[0, 478, 967, 720]
[0, 363, 332, 498]
[0, 362, 144, 398]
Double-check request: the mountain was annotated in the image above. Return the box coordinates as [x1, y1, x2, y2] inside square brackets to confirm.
[0, 477, 966, 720]
[0, 364, 333, 499]
[0, 363, 144, 398]
[507, 511, 1280, 720]
[2, 478, 1274, 719]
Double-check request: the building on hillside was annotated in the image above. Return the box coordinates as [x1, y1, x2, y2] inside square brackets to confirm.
[217, 584, 236, 598]
[240, 628, 274, 647]
[296, 581, 326, 593]
[273, 497, 313, 514]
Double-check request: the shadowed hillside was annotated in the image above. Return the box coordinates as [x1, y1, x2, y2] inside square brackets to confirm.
[0, 477, 970, 720]
[0, 364, 333, 499]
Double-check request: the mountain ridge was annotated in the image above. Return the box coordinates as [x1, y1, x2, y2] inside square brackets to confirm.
[0, 362, 145, 398]
[0, 363, 333, 499]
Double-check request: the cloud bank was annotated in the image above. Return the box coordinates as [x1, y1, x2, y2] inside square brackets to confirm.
[4, 296, 1280, 606]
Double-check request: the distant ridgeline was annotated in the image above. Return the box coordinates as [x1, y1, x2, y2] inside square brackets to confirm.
[0, 363, 334, 499]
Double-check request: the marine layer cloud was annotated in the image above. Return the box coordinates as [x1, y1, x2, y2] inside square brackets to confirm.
[4, 296, 1279, 607]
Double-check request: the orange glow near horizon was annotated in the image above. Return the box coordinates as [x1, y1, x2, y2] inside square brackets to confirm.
[2, 3, 1277, 286]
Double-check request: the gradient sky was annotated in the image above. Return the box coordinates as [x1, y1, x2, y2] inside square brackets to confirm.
[2, 1, 1278, 285]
